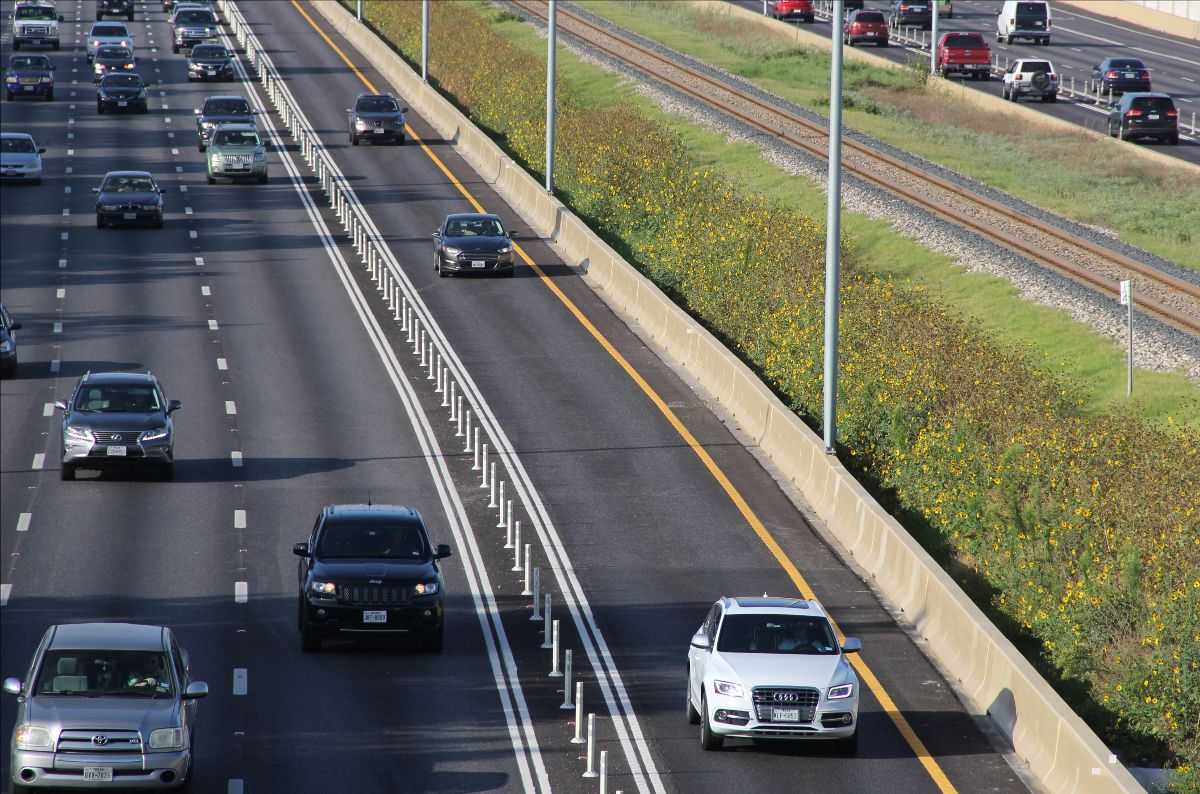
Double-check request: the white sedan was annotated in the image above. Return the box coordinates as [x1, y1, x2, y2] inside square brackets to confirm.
[0, 132, 45, 185]
[686, 596, 861, 753]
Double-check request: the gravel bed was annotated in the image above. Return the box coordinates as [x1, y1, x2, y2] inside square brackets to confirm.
[505, 1, 1200, 382]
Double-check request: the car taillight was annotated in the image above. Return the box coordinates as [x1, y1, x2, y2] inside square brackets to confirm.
[1126, 109, 1143, 117]
[1106, 71, 1118, 79]
[1140, 71, 1150, 79]
[1014, 73, 1024, 81]
[1166, 109, 1179, 117]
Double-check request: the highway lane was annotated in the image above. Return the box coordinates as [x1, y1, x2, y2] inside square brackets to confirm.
[733, 0, 1200, 164]
[242, 2, 1033, 792]
[2, 1, 537, 792]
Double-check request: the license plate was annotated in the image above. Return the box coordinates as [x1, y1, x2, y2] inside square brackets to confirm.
[373, 128, 386, 134]
[83, 768, 113, 782]
[363, 610, 387, 623]
[1124, 72, 1136, 78]
[771, 707, 800, 722]
[1149, 113, 1159, 120]
[123, 212, 137, 220]
[470, 260, 486, 268]
[106, 445, 127, 456]
[118, 100, 128, 106]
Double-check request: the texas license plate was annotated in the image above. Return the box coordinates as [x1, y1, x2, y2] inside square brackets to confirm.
[470, 261, 486, 268]
[83, 768, 113, 782]
[106, 445, 127, 456]
[1124, 72, 1136, 78]
[118, 100, 128, 106]
[363, 610, 387, 623]
[373, 128, 386, 134]
[1149, 113, 1159, 119]
[207, 70, 216, 75]
[771, 707, 800, 722]
[123, 212, 137, 220]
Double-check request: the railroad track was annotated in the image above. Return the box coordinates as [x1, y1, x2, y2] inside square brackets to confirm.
[510, 0, 1200, 336]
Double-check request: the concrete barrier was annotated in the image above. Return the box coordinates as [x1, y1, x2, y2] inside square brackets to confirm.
[310, 3, 1142, 791]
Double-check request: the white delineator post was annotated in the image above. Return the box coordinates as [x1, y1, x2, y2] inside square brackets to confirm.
[1120, 279, 1133, 396]
[582, 713, 597, 777]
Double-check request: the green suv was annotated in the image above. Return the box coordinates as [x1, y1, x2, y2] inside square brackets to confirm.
[205, 122, 266, 184]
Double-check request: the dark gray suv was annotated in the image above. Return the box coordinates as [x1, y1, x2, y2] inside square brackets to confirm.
[347, 92, 407, 146]
[55, 371, 181, 480]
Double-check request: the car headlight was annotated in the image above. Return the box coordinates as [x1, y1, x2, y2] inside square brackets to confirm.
[201, 121, 216, 130]
[442, 246, 461, 256]
[147, 726, 186, 750]
[123, 63, 135, 70]
[95, 64, 107, 71]
[41, 76, 53, 84]
[712, 680, 745, 698]
[65, 424, 95, 442]
[827, 683, 854, 700]
[253, 151, 266, 162]
[392, 118, 404, 127]
[354, 119, 371, 130]
[309, 580, 336, 596]
[414, 581, 439, 596]
[4, 76, 15, 84]
[497, 245, 512, 254]
[140, 426, 169, 442]
[91, 39, 101, 47]
[0, 340, 12, 353]
[14, 725, 52, 750]
[188, 62, 201, 70]
[138, 89, 147, 98]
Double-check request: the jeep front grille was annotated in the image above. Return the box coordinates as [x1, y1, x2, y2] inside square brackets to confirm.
[338, 585, 410, 606]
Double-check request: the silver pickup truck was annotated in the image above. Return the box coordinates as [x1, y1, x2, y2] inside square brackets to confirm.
[4, 623, 208, 791]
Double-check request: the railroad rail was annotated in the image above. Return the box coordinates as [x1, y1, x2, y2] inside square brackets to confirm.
[509, 0, 1200, 336]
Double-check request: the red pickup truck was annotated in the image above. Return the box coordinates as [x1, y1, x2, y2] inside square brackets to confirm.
[935, 31, 992, 81]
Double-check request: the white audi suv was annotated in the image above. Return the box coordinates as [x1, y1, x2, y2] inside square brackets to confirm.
[686, 596, 861, 753]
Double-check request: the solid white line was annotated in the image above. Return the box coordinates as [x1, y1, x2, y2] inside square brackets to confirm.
[225, 401, 237, 415]
[16, 514, 31, 533]
[0, 584, 10, 607]
[59, 259, 67, 269]
[234, 582, 248, 603]
[43, 403, 55, 417]
[1183, 77, 1196, 82]
[234, 510, 246, 529]
[208, 320, 219, 330]
[186, 207, 194, 215]
[179, 184, 187, 192]
[217, 358, 228, 370]
[232, 668, 247, 695]
[230, 451, 243, 467]
[64, 186, 71, 194]
[31, 454, 45, 470]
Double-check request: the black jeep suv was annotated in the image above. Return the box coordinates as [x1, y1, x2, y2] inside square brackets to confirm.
[96, 0, 134, 21]
[294, 505, 452, 652]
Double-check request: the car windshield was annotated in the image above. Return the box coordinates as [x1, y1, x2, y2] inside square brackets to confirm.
[176, 10, 214, 23]
[92, 24, 128, 36]
[1131, 97, 1175, 112]
[192, 45, 229, 58]
[356, 96, 398, 113]
[214, 129, 259, 146]
[2, 138, 36, 154]
[717, 614, 839, 655]
[74, 382, 161, 412]
[316, 522, 429, 560]
[445, 218, 505, 237]
[35, 650, 174, 698]
[1020, 61, 1051, 73]
[944, 34, 984, 47]
[204, 99, 250, 115]
[8, 56, 50, 70]
[15, 6, 56, 20]
[1107, 59, 1145, 70]
[855, 12, 884, 22]
[101, 175, 157, 194]
[103, 74, 142, 88]
[97, 47, 132, 59]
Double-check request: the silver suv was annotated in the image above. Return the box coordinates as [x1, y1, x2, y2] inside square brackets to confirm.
[3, 623, 208, 791]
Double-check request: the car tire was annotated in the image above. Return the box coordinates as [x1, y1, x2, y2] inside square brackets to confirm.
[879, 40, 888, 47]
[699, 694, 723, 751]
[173, 44, 180, 54]
[198, 143, 206, 153]
[60, 463, 75, 481]
[258, 173, 268, 185]
[686, 680, 701, 725]
[1169, 134, 1179, 146]
[46, 89, 53, 101]
[834, 728, 859, 756]
[127, 13, 134, 22]
[11, 41, 20, 50]
[97, 216, 105, 228]
[10, 779, 34, 794]
[1119, 123, 1129, 141]
[154, 218, 164, 229]
[5, 92, 12, 101]
[207, 174, 215, 185]
[350, 134, 359, 146]
[300, 603, 320, 652]
[423, 629, 444, 653]
[52, 40, 60, 50]
[139, 105, 148, 114]
[159, 463, 174, 482]
[98, 103, 104, 114]
[97, 13, 104, 20]
[504, 267, 516, 278]
[32, 177, 41, 186]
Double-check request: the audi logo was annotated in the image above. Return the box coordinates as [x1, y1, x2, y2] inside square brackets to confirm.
[92, 734, 109, 746]
[773, 692, 801, 703]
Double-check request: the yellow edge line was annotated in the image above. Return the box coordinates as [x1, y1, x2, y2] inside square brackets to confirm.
[291, 2, 955, 789]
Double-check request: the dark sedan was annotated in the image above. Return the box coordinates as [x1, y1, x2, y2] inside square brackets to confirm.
[1090, 57, 1152, 97]
[0, 302, 21, 379]
[94, 170, 164, 227]
[93, 44, 136, 83]
[187, 43, 234, 82]
[4, 54, 55, 101]
[96, 72, 147, 113]
[194, 94, 256, 151]
[347, 92, 408, 145]
[889, 0, 932, 30]
[1108, 93, 1179, 145]
[433, 213, 519, 277]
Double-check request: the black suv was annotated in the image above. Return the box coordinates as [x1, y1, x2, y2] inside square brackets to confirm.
[55, 371, 182, 480]
[1108, 93, 1179, 145]
[294, 505, 452, 652]
[96, 0, 134, 21]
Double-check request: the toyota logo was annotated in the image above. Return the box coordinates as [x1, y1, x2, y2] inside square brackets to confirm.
[112, 434, 123, 441]
[92, 735, 109, 746]
[773, 692, 800, 703]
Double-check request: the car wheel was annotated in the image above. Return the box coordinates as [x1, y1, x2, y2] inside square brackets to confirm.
[96, 12, 103, 20]
[97, 103, 104, 114]
[139, 105, 148, 114]
[11, 41, 19, 50]
[258, 173, 268, 185]
[97, 216, 105, 228]
[46, 90, 53, 101]
[699, 694, 723, 751]
[198, 143, 206, 153]
[32, 177, 41, 186]
[127, 13, 134, 21]
[879, 39, 888, 47]
[60, 463, 75, 481]
[686, 679, 701, 725]
[1169, 133, 1179, 146]
[159, 463, 174, 482]
[173, 44, 180, 53]
[834, 728, 859, 756]
[1119, 123, 1129, 141]
[423, 629, 444, 653]
[504, 267, 516, 278]
[5, 92, 12, 101]
[300, 603, 320, 652]
[207, 174, 215, 185]
[350, 134, 359, 146]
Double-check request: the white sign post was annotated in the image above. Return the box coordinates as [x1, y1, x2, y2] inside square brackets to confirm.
[1119, 279, 1132, 396]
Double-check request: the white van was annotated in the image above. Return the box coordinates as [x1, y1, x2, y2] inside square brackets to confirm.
[996, 0, 1052, 45]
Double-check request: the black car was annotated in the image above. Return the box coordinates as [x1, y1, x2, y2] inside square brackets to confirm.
[96, 0, 134, 21]
[347, 92, 408, 145]
[55, 371, 182, 480]
[294, 505, 452, 652]
[1090, 57, 1151, 97]
[187, 43, 234, 82]
[194, 94, 255, 151]
[889, 0, 931, 30]
[433, 213, 519, 277]
[1108, 92, 1179, 145]
[0, 302, 22, 379]
[94, 170, 164, 227]
[92, 45, 136, 84]
[96, 72, 147, 113]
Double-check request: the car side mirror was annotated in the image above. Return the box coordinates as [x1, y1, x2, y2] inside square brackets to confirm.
[432, 231, 441, 238]
[59, 14, 65, 21]
[183, 681, 208, 700]
[841, 637, 862, 654]
[10, 322, 22, 331]
[194, 108, 201, 115]
[2, 678, 22, 696]
[507, 231, 519, 238]
[54, 400, 68, 412]
[50, 66, 57, 71]
[434, 544, 452, 559]
[345, 108, 352, 113]
[292, 542, 310, 557]
[158, 189, 165, 194]
[690, 630, 711, 651]
[167, 399, 182, 413]
[36, 148, 45, 155]
[401, 106, 409, 113]
[93, 187, 101, 193]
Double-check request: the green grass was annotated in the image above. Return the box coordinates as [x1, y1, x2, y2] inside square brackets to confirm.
[485, 1, 1199, 429]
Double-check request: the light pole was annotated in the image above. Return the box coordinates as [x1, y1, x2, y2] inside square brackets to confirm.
[421, 0, 429, 82]
[930, 0, 939, 77]
[545, 0, 557, 193]
[356, 0, 362, 23]
[823, 0, 844, 455]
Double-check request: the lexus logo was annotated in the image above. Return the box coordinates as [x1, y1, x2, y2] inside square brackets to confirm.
[773, 692, 801, 703]
[92, 735, 109, 746]
[112, 434, 123, 441]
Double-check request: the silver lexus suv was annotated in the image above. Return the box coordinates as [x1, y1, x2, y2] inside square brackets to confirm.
[4, 623, 208, 790]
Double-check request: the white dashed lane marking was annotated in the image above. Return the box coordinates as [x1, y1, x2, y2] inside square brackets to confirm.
[228, 780, 244, 794]
[58, 259, 66, 268]
[53, 323, 62, 334]
[208, 320, 218, 330]
[234, 582, 248, 603]
[31, 454, 45, 470]
[233, 669, 248, 696]
[50, 360, 60, 373]
[16, 514, 31, 533]
[189, 230, 198, 239]
[231, 451, 243, 468]
[43, 403, 55, 417]
[234, 510, 246, 529]
[225, 401, 237, 416]
[195, 257, 204, 266]
[0, 584, 11, 607]
[217, 358, 227, 371]
[56, 289, 65, 299]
